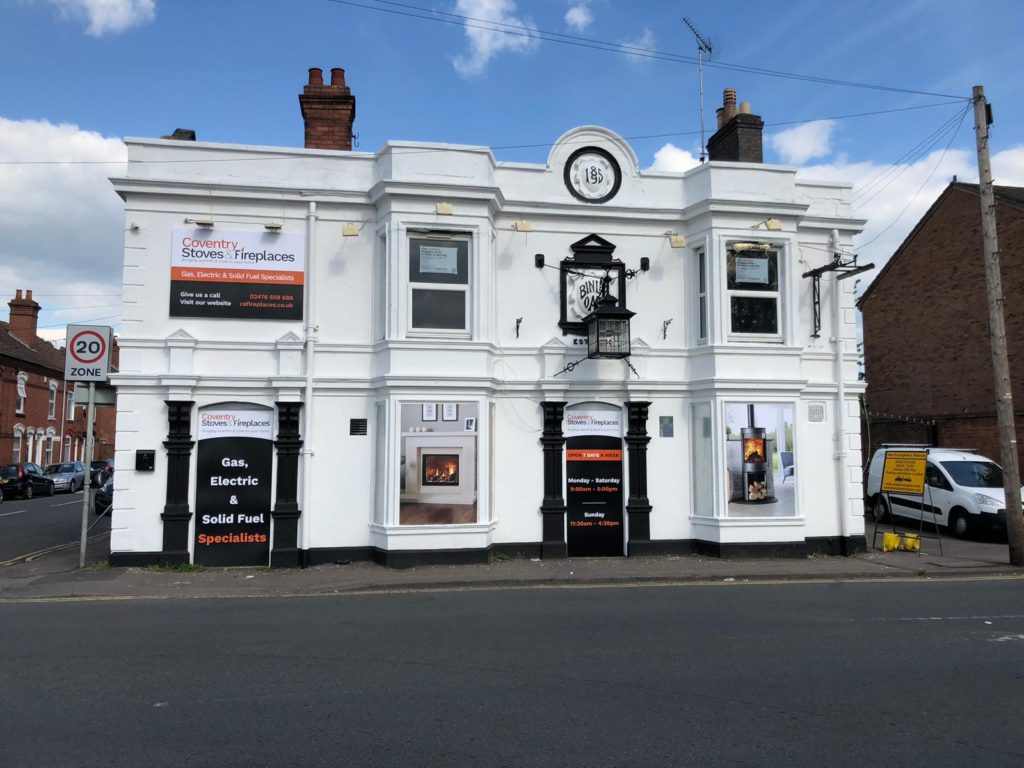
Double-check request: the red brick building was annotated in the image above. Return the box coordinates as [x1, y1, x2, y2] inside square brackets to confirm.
[858, 182, 1024, 473]
[0, 290, 117, 467]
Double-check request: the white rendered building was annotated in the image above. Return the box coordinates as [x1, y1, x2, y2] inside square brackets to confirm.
[107, 70, 867, 567]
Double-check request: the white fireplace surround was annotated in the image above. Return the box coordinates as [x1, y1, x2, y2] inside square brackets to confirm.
[402, 433, 477, 505]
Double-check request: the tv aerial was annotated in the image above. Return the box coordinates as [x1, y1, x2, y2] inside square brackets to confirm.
[683, 16, 713, 162]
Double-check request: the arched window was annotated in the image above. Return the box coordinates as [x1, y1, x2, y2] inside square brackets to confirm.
[12, 424, 24, 462]
[48, 381, 58, 419]
[16, 372, 28, 414]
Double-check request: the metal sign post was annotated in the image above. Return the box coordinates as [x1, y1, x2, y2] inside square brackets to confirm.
[79, 382, 96, 568]
[64, 324, 113, 569]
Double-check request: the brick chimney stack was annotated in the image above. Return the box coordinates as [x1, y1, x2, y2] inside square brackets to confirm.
[8, 289, 41, 344]
[706, 88, 764, 163]
[299, 67, 356, 151]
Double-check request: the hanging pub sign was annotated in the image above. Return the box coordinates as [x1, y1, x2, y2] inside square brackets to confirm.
[565, 405, 624, 557]
[170, 228, 305, 320]
[559, 234, 627, 336]
[194, 405, 273, 566]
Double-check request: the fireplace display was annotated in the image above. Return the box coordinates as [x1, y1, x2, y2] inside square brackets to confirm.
[740, 425, 776, 503]
[423, 454, 459, 486]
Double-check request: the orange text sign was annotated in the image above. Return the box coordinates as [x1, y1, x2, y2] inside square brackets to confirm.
[881, 451, 927, 495]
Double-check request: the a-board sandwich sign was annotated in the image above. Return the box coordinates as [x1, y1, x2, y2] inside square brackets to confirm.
[170, 228, 305, 320]
[64, 325, 113, 382]
[565, 405, 624, 557]
[881, 451, 928, 496]
[194, 406, 274, 566]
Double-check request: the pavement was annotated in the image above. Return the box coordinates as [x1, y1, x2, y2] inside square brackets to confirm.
[1, 519, 1022, 602]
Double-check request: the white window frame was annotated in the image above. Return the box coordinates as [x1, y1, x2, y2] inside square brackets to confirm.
[44, 435, 54, 466]
[12, 426, 24, 463]
[64, 435, 72, 462]
[725, 243, 783, 343]
[48, 382, 58, 419]
[406, 232, 472, 339]
[15, 372, 27, 415]
[66, 384, 76, 420]
[695, 249, 708, 345]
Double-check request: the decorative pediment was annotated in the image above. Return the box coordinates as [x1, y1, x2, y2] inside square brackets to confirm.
[569, 234, 617, 262]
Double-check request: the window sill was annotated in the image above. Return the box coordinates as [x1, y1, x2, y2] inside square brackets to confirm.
[406, 330, 473, 340]
[727, 334, 784, 344]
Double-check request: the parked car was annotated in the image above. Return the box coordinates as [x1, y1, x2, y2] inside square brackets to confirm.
[0, 462, 56, 500]
[94, 476, 113, 516]
[90, 459, 114, 488]
[865, 446, 1024, 538]
[44, 462, 87, 493]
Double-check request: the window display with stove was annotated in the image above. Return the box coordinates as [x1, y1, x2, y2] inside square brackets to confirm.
[725, 402, 796, 517]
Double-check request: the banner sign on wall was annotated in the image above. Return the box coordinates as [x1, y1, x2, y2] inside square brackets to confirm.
[194, 407, 274, 566]
[565, 407, 624, 557]
[170, 228, 305, 320]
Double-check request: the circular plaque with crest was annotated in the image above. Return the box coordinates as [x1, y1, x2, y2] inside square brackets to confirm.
[564, 146, 622, 204]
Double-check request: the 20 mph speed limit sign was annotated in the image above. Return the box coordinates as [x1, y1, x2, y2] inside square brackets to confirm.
[64, 325, 113, 382]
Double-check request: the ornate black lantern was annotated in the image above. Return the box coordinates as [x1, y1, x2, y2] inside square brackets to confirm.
[584, 289, 635, 359]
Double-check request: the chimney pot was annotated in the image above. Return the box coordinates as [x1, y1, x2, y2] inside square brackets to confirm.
[8, 288, 41, 344]
[723, 88, 738, 121]
[706, 88, 764, 164]
[300, 67, 356, 151]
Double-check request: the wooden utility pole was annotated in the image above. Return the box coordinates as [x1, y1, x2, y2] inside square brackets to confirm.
[972, 85, 1024, 566]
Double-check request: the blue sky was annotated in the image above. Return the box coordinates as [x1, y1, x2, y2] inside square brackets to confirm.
[1, 0, 1023, 339]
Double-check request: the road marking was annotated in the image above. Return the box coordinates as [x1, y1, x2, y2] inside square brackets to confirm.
[0, 532, 109, 567]
[0, 509, 28, 518]
[856, 613, 1024, 622]
[52, 500, 82, 507]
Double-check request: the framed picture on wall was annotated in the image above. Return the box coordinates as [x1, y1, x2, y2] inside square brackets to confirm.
[463, 417, 476, 432]
[422, 403, 437, 422]
[442, 403, 459, 422]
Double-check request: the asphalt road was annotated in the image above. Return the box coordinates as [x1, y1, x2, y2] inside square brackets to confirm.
[0, 488, 109, 564]
[2, 579, 1023, 767]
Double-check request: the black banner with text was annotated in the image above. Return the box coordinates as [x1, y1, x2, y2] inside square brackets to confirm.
[566, 433, 624, 557]
[194, 408, 273, 566]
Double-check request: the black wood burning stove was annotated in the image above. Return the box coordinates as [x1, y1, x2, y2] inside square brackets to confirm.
[739, 405, 776, 503]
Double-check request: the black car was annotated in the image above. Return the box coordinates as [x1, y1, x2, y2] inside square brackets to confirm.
[0, 462, 56, 500]
[90, 459, 114, 488]
[94, 476, 113, 516]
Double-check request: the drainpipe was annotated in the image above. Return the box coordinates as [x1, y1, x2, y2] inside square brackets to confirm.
[831, 229, 849, 542]
[300, 201, 317, 557]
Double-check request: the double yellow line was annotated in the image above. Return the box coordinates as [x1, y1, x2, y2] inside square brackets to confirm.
[0, 533, 108, 567]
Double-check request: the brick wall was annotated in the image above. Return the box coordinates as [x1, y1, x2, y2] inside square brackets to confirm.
[860, 184, 1024, 473]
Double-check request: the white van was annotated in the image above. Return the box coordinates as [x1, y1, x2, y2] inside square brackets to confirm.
[865, 446, 1022, 538]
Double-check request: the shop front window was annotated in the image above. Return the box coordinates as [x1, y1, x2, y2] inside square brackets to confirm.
[691, 403, 713, 516]
[725, 402, 796, 517]
[399, 402, 478, 525]
[726, 246, 780, 338]
[408, 237, 470, 333]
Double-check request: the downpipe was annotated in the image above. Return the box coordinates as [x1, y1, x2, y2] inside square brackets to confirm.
[300, 201, 317, 556]
[831, 229, 850, 541]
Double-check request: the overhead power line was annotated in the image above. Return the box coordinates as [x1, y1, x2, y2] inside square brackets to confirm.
[0, 100, 966, 167]
[327, 0, 968, 100]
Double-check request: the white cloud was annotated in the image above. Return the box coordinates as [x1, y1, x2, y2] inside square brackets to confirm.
[47, 0, 155, 36]
[797, 144, 1024, 296]
[0, 119, 126, 336]
[452, 0, 539, 78]
[619, 28, 654, 67]
[769, 120, 836, 165]
[565, 3, 593, 32]
[647, 143, 701, 173]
